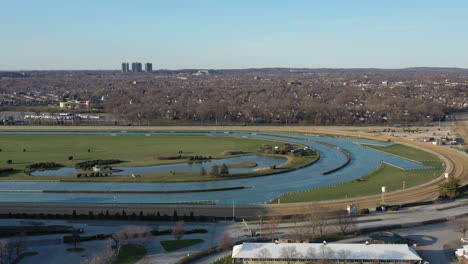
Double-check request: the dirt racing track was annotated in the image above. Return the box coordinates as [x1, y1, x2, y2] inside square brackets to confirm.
[0, 126, 467, 218]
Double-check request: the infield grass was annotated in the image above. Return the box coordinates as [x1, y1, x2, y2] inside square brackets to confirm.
[270, 163, 443, 203]
[0, 134, 318, 182]
[363, 144, 442, 167]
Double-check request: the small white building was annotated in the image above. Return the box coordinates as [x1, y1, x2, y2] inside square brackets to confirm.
[455, 245, 468, 260]
[232, 242, 423, 264]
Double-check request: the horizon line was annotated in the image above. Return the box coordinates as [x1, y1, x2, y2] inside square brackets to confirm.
[1, 66, 467, 72]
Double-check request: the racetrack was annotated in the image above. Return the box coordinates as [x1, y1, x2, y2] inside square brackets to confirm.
[0, 125, 467, 217]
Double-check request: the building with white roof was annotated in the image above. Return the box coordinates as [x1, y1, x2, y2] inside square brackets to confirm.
[232, 242, 423, 264]
[455, 244, 468, 260]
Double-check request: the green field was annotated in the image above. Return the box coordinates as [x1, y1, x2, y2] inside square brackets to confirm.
[160, 239, 204, 252]
[271, 163, 443, 203]
[0, 135, 318, 182]
[363, 143, 443, 167]
[112, 244, 147, 264]
[0, 135, 279, 167]
[270, 143, 444, 203]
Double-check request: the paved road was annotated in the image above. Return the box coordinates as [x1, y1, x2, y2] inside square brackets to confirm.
[339, 220, 461, 264]
[1, 219, 229, 264]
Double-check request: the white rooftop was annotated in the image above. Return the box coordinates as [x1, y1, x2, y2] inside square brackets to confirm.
[232, 242, 422, 261]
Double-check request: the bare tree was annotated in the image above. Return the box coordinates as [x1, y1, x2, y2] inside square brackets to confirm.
[288, 224, 313, 242]
[111, 226, 152, 257]
[308, 206, 330, 237]
[335, 212, 356, 235]
[255, 248, 272, 264]
[71, 229, 81, 249]
[217, 232, 235, 252]
[452, 219, 468, 239]
[262, 217, 279, 241]
[171, 221, 185, 240]
[315, 245, 336, 264]
[81, 239, 115, 264]
[279, 245, 302, 264]
[0, 236, 26, 264]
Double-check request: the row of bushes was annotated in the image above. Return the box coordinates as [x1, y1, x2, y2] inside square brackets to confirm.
[25, 162, 63, 170]
[75, 159, 122, 170]
[157, 155, 183, 160]
[0, 168, 13, 174]
[188, 156, 212, 161]
[5, 210, 234, 222]
[0, 225, 75, 237]
[63, 228, 208, 243]
[77, 173, 112, 178]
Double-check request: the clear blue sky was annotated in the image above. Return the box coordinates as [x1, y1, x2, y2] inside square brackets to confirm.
[1, 0, 468, 70]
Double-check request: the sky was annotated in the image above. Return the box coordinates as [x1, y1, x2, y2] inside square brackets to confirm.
[1, 0, 468, 70]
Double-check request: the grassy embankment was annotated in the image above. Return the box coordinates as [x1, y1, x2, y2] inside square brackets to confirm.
[0, 135, 318, 182]
[270, 144, 444, 203]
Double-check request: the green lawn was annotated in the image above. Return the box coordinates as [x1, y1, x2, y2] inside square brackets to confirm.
[270, 163, 443, 203]
[160, 239, 204, 252]
[0, 135, 278, 167]
[363, 144, 443, 166]
[0, 135, 317, 182]
[112, 244, 147, 264]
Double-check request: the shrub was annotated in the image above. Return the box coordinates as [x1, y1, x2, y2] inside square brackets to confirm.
[68, 156, 73, 160]
[439, 177, 461, 199]
[210, 165, 220, 177]
[0, 168, 13, 174]
[6, 160, 12, 164]
[26, 162, 63, 170]
[269, 165, 276, 169]
[359, 208, 370, 215]
[75, 159, 122, 169]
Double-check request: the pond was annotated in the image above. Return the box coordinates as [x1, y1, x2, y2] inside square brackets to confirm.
[31, 155, 287, 177]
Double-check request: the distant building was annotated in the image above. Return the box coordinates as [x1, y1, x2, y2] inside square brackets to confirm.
[121, 62, 129, 73]
[131, 62, 142, 72]
[145, 63, 152, 72]
[232, 242, 423, 264]
[59, 102, 72, 108]
[193, 70, 210, 76]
